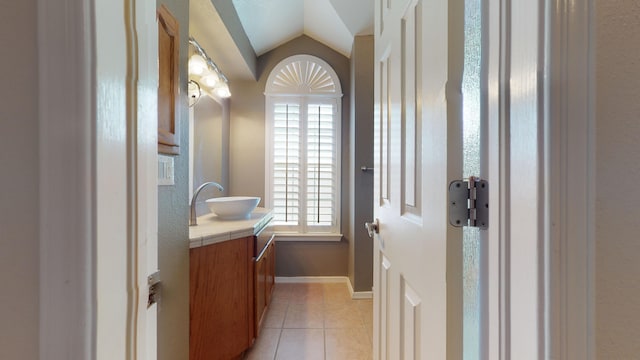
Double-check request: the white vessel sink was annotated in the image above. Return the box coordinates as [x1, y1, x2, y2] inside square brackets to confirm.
[206, 196, 260, 220]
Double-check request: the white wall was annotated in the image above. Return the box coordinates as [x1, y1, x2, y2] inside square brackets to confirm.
[596, 0, 640, 357]
[0, 1, 39, 359]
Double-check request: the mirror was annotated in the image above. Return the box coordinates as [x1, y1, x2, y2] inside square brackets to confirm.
[189, 94, 229, 217]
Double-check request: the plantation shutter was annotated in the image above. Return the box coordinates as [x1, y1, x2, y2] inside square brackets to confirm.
[265, 55, 342, 236]
[306, 103, 336, 227]
[272, 102, 301, 225]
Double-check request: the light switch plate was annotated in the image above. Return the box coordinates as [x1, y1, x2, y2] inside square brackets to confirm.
[158, 155, 175, 186]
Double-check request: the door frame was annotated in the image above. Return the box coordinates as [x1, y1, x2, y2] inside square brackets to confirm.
[38, 0, 161, 358]
[38, 0, 94, 357]
[505, 0, 595, 358]
[544, 0, 595, 358]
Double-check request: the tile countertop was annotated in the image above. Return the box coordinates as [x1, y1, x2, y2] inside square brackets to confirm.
[189, 207, 274, 249]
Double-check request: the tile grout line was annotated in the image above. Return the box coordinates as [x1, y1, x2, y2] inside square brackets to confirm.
[272, 327, 283, 360]
[323, 287, 327, 360]
[271, 286, 289, 360]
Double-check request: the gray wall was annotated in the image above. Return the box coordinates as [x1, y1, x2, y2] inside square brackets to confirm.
[349, 36, 374, 292]
[226, 78, 265, 201]
[229, 35, 351, 277]
[156, 0, 190, 359]
[0, 1, 39, 358]
[596, 0, 640, 357]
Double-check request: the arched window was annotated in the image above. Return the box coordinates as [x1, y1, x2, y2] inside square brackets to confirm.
[265, 55, 342, 239]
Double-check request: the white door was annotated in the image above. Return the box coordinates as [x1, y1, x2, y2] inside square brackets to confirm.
[371, 0, 502, 358]
[372, 0, 458, 357]
[95, 0, 159, 358]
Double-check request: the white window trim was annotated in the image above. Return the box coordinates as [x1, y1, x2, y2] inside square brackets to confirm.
[265, 55, 343, 240]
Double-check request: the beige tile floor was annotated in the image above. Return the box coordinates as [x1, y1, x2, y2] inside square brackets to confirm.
[243, 282, 373, 360]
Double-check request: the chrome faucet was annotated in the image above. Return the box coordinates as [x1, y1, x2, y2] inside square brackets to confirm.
[190, 181, 224, 226]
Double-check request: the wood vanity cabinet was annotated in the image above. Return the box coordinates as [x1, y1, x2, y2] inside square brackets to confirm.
[189, 227, 276, 360]
[189, 236, 255, 360]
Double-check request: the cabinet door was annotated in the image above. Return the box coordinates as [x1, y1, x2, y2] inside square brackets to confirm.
[254, 235, 276, 333]
[157, 5, 180, 155]
[265, 241, 276, 305]
[190, 237, 253, 360]
[254, 253, 267, 332]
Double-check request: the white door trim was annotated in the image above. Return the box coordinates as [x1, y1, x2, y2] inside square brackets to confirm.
[484, 0, 503, 358]
[506, 0, 546, 357]
[506, 0, 596, 357]
[545, 0, 595, 358]
[38, 0, 95, 358]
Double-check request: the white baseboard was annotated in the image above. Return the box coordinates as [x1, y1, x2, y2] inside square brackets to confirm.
[345, 279, 373, 299]
[275, 276, 373, 299]
[275, 276, 349, 284]
[351, 291, 373, 299]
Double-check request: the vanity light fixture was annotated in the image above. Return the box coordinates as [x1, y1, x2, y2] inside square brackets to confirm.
[188, 37, 232, 99]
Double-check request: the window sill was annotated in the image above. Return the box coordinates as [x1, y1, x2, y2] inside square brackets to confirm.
[274, 233, 343, 242]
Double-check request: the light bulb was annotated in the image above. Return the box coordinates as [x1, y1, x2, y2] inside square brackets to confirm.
[188, 54, 207, 76]
[201, 72, 220, 88]
[214, 82, 231, 98]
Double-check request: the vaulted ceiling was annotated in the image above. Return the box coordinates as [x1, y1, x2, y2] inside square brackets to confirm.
[189, 0, 374, 80]
[232, 0, 374, 57]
